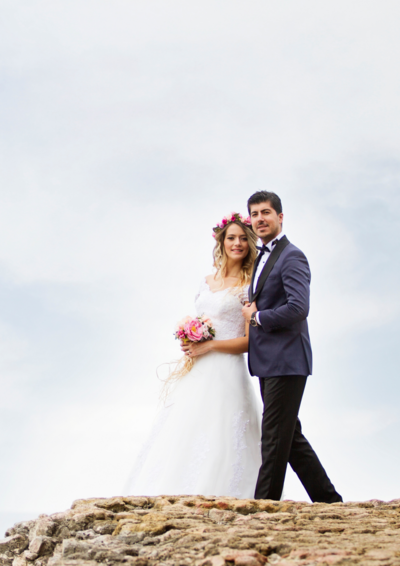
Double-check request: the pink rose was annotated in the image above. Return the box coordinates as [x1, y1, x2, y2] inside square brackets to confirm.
[184, 319, 204, 342]
[175, 315, 191, 332]
[222, 218, 228, 225]
[231, 215, 236, 221]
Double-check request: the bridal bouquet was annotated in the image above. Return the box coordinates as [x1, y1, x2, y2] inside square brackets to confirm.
[174, 315, 216, 343]
[160, 315, 215, 402]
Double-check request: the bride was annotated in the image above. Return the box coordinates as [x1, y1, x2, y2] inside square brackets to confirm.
[124, 213, 262, 499]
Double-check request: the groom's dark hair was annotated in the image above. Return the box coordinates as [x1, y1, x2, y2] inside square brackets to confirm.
[247, 191, 282, 215]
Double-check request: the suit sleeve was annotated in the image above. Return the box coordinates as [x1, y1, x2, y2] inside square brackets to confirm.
[258, 250, 310, 331]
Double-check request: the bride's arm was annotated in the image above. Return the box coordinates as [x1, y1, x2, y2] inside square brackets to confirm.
[181, 322, 250, 357]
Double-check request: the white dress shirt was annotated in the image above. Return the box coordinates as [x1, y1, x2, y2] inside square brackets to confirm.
[253, 232, 285, 324]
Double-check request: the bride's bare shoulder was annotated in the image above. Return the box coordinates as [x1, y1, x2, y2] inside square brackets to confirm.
[205, 274, 217, 286]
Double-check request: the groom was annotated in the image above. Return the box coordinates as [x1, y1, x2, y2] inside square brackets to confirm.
[242, 191, 342, 503]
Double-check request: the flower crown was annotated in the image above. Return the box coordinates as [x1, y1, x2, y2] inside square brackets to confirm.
[212, 212, 251, 238]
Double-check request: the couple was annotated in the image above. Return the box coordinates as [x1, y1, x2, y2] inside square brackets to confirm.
[125, 191, 342, 503]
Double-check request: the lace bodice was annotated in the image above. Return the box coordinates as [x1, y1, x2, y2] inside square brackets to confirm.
[195, 278, 249, 341]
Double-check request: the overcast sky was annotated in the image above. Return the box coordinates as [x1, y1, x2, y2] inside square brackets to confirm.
[1, 0, 400, 535]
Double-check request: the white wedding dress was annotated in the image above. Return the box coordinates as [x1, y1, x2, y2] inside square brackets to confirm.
[124, 278, 262, 499]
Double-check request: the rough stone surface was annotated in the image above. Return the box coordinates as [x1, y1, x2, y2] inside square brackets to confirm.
[2, 496, 400, 565]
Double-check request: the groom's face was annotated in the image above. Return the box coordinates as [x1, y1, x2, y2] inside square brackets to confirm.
[249, 201, 283, 243]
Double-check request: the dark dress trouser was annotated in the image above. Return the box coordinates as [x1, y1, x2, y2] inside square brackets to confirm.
[254, 375, 342, 503]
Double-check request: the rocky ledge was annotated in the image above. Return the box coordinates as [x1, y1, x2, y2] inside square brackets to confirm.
[1, 496, 400, 566]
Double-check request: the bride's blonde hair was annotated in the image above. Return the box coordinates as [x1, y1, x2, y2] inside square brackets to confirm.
[212, 221, 258, 287]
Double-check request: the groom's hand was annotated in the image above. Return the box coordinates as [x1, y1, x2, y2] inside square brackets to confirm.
[242, 302, 257, 322]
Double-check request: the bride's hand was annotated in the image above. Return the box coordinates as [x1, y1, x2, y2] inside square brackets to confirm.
[180, 340, 213, 357]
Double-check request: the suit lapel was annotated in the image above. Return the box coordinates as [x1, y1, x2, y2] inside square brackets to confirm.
[249, 251, 263, 302]
[251, 236, 290, 303]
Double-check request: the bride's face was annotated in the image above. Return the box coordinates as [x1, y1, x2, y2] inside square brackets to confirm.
[224, 224, 249, 262]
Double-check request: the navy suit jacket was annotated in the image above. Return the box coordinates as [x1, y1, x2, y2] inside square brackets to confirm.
[248, 240, 313, 378]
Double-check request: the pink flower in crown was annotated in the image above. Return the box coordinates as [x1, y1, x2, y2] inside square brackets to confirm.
[212, 212, 252, 238]
[184, 319, 204, 342]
